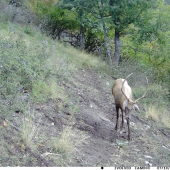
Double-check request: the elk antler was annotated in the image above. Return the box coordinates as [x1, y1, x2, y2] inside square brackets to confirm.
[134, 76, 148, 103]
[121, 73, 133, 101]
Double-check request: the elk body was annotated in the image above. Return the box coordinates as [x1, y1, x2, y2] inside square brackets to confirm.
[112, 73, 148, 141]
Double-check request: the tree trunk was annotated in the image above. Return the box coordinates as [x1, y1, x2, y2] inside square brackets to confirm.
[80, 25, 85, 51]
[114, 29, 120, 65]
[103, 22, 112, 66]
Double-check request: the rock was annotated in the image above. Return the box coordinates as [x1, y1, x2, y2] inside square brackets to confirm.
[145, 160, 152, 166]
[144, 155, 153, 159]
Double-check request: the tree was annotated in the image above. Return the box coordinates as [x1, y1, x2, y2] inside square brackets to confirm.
[108, 0, 158, 65]
[59, 0, 88, 51]
[59, 0, 113, 65]
[60, 0, 158, 65]
[27, 0, 79, 39]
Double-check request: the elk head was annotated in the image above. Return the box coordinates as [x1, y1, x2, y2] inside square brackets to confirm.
[121, 73, 148, 114]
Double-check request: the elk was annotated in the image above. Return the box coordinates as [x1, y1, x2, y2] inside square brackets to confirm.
[112, 73, 148, 141]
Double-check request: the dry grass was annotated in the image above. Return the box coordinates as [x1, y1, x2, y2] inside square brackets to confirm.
[52, 126, 74, 154]
[60, 44, 108, 72]
[41, 126, 89, 165]
[22, 118, 37, 152]
[146, 105, 170, 128]
[52, 126, 87, 154]
[49, 80, 68, 100]
[45, 41, 108, 79]
[160, 110, 170, 129]
[21, 109, 41, 153]
[146, 105, 160, 122]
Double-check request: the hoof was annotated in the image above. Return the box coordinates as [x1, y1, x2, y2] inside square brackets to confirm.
[115, 126, 118, 131]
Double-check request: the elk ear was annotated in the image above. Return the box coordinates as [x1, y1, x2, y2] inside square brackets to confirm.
[133, 104, 140, 113]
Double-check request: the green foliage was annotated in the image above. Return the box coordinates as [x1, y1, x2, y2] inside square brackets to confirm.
[23, 26, 34, 36]
[26, 0, 79, 38]
[18, 0, 170, 87]
[48, 9, 79, 38]
[108, 0, 155, 31]
[118, 1, 170, 85]
[165, 0, 170, 4]
[32, 80, 50, 102]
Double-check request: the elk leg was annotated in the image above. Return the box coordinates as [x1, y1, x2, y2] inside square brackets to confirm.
[126, 117, 131, 141]
[115, 106, 119, 131]
[121, 109, 124, 128]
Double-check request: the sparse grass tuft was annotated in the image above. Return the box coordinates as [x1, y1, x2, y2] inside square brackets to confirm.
[32, 80, 50, 102]
[61, 45, 108, 73]
[48, 79, 68, 101]
[146, 105, 160, 122]
[52, 126, 73, 155]
[42, 126, 88, 165]
[146, 105, 170, 129]
[160, 110, 170, 129]
[21, 116, 38, 152]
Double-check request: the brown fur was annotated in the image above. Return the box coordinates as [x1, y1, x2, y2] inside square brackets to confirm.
[112, 78, 138, 141]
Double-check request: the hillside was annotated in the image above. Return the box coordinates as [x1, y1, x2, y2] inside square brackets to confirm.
[0, 1, 170, 167]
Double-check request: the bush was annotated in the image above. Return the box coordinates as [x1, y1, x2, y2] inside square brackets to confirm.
[26, 0, 79, 39]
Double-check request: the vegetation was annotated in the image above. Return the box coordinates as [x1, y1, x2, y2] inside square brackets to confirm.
[0, 0, 170, 167]
[21, 0, 170, 84]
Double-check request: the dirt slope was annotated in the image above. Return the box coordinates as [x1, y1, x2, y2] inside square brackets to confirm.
[1, 67, 170, 167]
[64, 68, 170, 167]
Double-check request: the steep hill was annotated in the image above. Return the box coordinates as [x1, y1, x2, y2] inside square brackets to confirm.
[0, 1, 170, 167]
